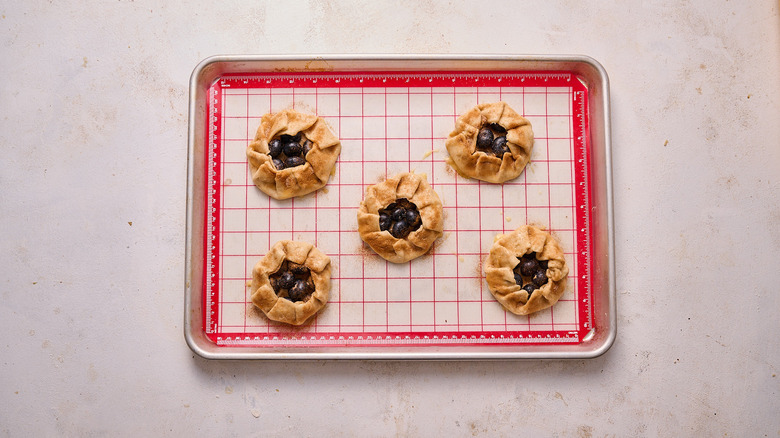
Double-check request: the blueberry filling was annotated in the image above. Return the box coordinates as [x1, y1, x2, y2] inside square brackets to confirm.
[489, 123, 507, 134]
[285, 156, 305, 168]
[531, 270, 548, 287]
[269, 138, 284, 157]
[267, 133, 312, 170]
[519, 258, 539, 277]
[491, 136, 509, 156]
[475, 123, 510, 157]
[283, 140, 303, 157]
[476, 128, 494, 149]
[513, 252, 550, 298]
[378, 198, 423, 239]
[269, 260, 314, 302]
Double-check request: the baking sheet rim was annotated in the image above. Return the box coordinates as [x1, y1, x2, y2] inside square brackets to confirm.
[184, 54, 615, 360]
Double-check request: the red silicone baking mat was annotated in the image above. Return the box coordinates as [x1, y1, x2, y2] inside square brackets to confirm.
[202, 70, 593, 347]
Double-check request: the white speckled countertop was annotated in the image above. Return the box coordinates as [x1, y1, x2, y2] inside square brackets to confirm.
[1, 1, 779, 436]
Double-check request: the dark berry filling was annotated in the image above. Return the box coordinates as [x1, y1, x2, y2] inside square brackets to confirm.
[269, 260, 314, 302]
[285, 156, 305, 168]
[378, 198, 423, 239]
[267, 133, 312, 170]
[489, 122, 507, 134]
[532, 270, 548, 287]
[475, 123, 510, 157]
[519, 258, 539, 277]
[513, 252, 550, 298]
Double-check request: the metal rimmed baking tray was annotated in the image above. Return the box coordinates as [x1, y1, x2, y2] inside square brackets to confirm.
[185, 55, 614, 359]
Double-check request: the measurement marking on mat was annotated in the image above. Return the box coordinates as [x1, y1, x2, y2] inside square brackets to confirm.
[204, 86, 219, 333]
[574, 89, 593, 330]
[221, 72, 572, 86]
[216, 333, 581, 346]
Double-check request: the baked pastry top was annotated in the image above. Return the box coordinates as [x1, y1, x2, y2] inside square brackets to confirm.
[247, 109, 341, 200]
[445, 102, 534, 184]
[357, 172, 443, 263]
[250, 240, 331, 325]
[484, 225, 568, 315]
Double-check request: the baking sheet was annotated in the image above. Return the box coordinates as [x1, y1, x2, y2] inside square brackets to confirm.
[185, 56, 614, 359]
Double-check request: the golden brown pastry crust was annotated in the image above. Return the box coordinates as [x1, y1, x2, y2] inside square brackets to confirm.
[357, 172, 443, 263]
[250, 240, 331, 325]
[246, 109, 341, 200]
[445, 102, 534, 183]
[484, 225, 568, 315]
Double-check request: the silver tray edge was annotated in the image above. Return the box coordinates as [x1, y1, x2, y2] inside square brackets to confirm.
[184, 54, 615, 360]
